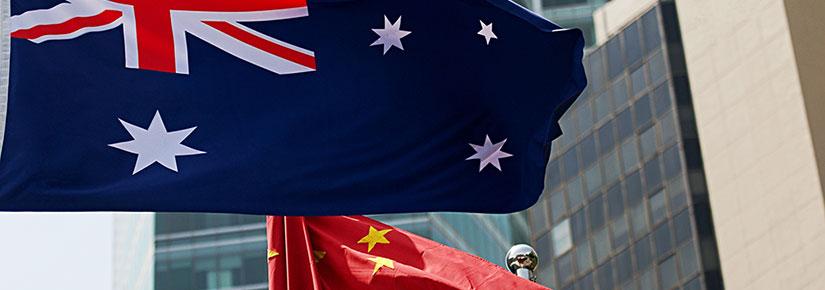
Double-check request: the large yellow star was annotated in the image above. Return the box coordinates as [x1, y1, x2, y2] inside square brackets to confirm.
[357, 226, 392, 252]
[368, 256, 395, 275]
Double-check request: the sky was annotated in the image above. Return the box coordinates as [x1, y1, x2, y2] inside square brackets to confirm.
[0, 213, 114, 290]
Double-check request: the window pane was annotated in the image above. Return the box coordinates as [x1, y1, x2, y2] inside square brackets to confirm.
[673, 210, 692, 245]
[531, 199, 549, 231]
[679, 241, 699, 277]
[595, 92, 613, 123]
[631, 66, 647, 97]
[580, 272, 595, 290]
[663, 146, 682, 180]
[616, 108, 634, 141]
[589, 195, 606, 230]
[654, 223, 673, 258]
[562, 149, 580, 180]
[668, 177, 688, 211]
[594, 228, 611, 263]
[568, 176, 585, 210]
[571, 209, 587, 243]
[585, 165, 603, 197]
[607, 37, 624, 80]
[625, 171, 643, 205]
[576, 240, 594, 275]
[645, 157, 663, 191]
[624, 22, 642, 65]
[578, 103, 594, 133]
[611, 214, 629, 250]
[551, 190, 567, 222]
[613, 78, 630, 107]
[581, 134, 597, 169]
[599, 121, 617, 154]
[649, 52, 666, 84]
[621, 138, 640, 172]
[636, 98, 653, 131]
[597, 260, 615, 290]
[635, 236, 653, 271]
[639, 267, 657, 290]
[653, 83, 672, 117]
[650, 190, 668, 225]
[552, 219, 573, 256]
[607, 184, 625, 219]
[660, 112, 677, 145]
[659, 256, 679, 290]
[603, 150, 621, 186]
[557, 252, 575, 284]
[616, 249, 633, 284]
[683, 277, 702, 290]
[630, 203, 649, 239]
[642, 9, 661, 54]
[589, 50, 606, 92]
[639, 126, 657, 161]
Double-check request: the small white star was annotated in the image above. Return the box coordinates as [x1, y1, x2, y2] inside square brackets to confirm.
[466, 135, 513, 172]
[477, 20, 497, 45]
[109, 111, 205, 175]
[371, 15, 411, 54]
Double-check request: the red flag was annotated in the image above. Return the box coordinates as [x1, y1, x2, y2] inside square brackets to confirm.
[267, 215, 549, 290]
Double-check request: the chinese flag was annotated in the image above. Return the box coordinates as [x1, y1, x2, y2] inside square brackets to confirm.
[267, 216, 549, 290]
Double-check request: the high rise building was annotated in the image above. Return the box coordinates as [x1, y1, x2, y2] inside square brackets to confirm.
[526, 1, 723, 289]
[113, 213, 155, 290]
[528, 0, 825, 289]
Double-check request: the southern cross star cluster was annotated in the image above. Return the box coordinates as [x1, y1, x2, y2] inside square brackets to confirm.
[109, 15, 510, 175]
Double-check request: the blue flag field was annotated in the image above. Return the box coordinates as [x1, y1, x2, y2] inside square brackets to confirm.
[0, 0, 585, 215]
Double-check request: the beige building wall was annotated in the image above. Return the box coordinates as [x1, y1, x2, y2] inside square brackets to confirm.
[675, 0, 825, 289]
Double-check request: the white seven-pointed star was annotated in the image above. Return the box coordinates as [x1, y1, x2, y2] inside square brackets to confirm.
[109, 111, 205, 175]
[466, 135, 513, 172]
[477, 20, 498, 45]
[371, 15, 411, 54]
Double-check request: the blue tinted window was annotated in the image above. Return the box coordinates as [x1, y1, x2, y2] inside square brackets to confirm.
[593, 228, 611, 263]
[659, 256, 679, 290]
[683, 277, 702, 290]
[597, 260, 615, 290]
[631, 66, 648, 96]
[624, 22, 643, 65]
[639, 126, 657, 161]
[679, 241, 700, 277]
[551, 190, 567, 222]
[635, 95, 653, 127]
[547, 160, 561, 190]
[616, 249, 633, 284]
[578, 103, 594, 133]
[650, 189, 668, 225]
[625, 171, 643, 205]
[649, 52, 666, 84]
[663, 146, 682, 180]
[616, 109, 634, 141]
[581, 134, 597, 169]
[562, 149, 580, 180]
[571, 209, 587, 242]
[576, 240, 594, 275]
[642, 9, 661, 53]
[607, 38, 624, 79]
[673, 210, 692, 245]
[621, 138, 639, 173]
[603, 151, 621, 187]
[580, 272, 595, 290]
[645, 156, 663, 191]
[568, 176, 585, 210]
[557, 253, 575, 283]
[654, 223, 673, 257]
[653, 83, 672, 117]
[613, 78, 630, 107]
[630, 202, 649, 239]
[595, 92, 613, 122]
[607, 184, 624, 218]
[598, 121, 616, 154]
[589, 196, 606, 230]
[668, 178, 688, 212]
[612, 214, 630, 250]
[589, 50, 606, 93]
[660, 112, 677, 145]
[635, 236, 653, 271]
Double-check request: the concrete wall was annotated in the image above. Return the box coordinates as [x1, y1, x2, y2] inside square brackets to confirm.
[675, 0, 825, 289]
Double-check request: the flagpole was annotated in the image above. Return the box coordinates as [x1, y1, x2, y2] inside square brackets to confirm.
[506, 244, 539, 282]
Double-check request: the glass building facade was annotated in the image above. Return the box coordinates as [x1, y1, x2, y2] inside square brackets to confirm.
[522, 0, 610, 47]
[154, 212, 528, 290]
[526, 3, 723, 290]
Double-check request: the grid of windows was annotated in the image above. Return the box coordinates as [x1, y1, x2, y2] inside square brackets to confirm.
[528, 6, 715, 290]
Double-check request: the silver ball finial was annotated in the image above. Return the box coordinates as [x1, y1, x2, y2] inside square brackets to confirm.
[506, 244, 539, 281]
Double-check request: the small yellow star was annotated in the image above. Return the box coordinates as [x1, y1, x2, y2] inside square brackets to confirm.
[267, 249, 280, 260]
[367, 256, 395, 275]
[313, 250, 327, 262]
[358, 226, 392, 252]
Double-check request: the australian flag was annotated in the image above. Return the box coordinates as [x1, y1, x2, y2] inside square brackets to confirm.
[0, 0, 585, 215]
